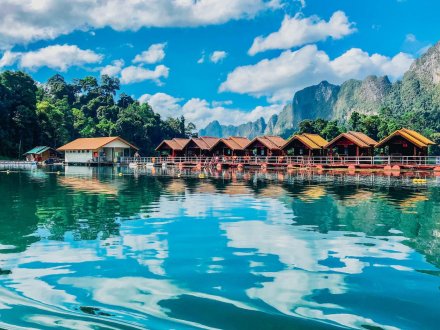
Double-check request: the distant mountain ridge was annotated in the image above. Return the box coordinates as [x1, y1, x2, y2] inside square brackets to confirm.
[200, 41, 440, 138]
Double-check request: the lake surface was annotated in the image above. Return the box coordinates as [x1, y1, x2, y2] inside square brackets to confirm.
[0, 167, 439, 330]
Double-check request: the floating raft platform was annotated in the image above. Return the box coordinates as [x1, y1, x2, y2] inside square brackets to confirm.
[121, 156, 440, 173]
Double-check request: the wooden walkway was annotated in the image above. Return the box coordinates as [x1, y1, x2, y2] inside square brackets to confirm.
[0, 161, 38, 169]
[121, 156, 440, 172]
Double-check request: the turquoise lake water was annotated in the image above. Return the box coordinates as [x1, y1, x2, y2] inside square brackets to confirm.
[0, 167, 439, 329]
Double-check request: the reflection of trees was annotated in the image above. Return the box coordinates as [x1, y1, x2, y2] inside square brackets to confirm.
[0, 173, 40, 252]
[280, 183, 440, 268]
[0, 172, 173, 247]
[37, 175, 171, 241]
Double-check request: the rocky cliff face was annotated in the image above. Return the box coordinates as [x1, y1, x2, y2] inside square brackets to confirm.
[290, 81, 340, 128]
[200, 42, 440, 138]
[270, 103, 293, 136]
[408, 41, 440, 85]
[199, 117, 267, 139]
[333, 75, 392, 121]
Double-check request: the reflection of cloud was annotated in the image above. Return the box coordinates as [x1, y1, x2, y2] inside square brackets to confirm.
[296, 307, 399, 330]
[122, 232, 168, 276]
[223, 216, 411, 329]
[59, 277, 181, 318]
[8, 267, 77, 309]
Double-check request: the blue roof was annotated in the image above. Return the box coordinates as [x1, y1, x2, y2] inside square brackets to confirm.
[24, 146, 51, 155]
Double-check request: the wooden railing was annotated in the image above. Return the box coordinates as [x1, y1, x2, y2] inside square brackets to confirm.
[121, 156, 440, 166]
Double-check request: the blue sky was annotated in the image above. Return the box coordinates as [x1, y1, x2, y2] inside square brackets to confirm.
[0, 0, 438, 129]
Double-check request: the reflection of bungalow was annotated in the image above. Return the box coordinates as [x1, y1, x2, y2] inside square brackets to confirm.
[210, 137, 251, 156]
[155, 138, 190, 157]
[184, 137, 220, 156]
[325, 131, 377, 156]
[282, 134, 328, 156]
[245, 136, 287, 157]
[223, 182, 252, 195]
[58, 177, 118, 195]
[24, 146, 59, 162]
[375, 128, 435, 156]
[298, 186, 326, 202]
[58, 137, 138, 164]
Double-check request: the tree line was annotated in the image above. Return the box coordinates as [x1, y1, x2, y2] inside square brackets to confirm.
[0, 71, 195, 158]
[297, 109, 440, 155]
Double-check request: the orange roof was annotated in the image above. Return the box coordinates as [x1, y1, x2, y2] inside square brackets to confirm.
[211, 137, 251, 150]
[325, 131, 377, 149]
[188, 137, 221, 150]
[376, 128, 435, 149]
[201, 137, 221, 149]
[246, 136, 287, 150]
[155, 138, 190, 151]
[57, 137, 138, 151]
[283, 134, 328, 150]
[229, 137, 251, 149]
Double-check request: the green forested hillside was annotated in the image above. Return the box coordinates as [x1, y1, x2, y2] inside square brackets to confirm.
[0, 71, 195, 158]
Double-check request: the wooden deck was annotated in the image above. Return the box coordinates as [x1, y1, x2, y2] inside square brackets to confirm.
[0, 161, 38, 169]
[121, 156, 440, 172]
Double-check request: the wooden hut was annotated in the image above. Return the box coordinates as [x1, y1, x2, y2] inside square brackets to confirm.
[24, 146, 59, 162]
[375, 128, 435, 156]
[183, 137, 220, 157]
[325, 131, 377, 156]
[155, 138, 190, 157]
[245, 136, 287, 157]
[282, 134, 328, 156]
[210, 137, 251, 156]
[58, 137, 138, 164]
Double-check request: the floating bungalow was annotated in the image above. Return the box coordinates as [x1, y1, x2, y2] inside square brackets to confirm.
[149, 130, 439, 171]
[183, 137, 220, 157]
[155, 138, 190, 157]
[245, 136, 287, 157]
[282, 134, 328, 156]
[23, 146, 60, 162]
[57, 136, 138, 164]
[325, 131, 377, 156]
[210, 137, 251, 156]
[375, 128, 435, 156]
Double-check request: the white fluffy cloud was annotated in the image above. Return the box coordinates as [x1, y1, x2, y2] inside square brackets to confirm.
[120, 65, 169, 84]
[249, 11, 356, 55]
[210, 50, 228, 63]
[100, 59, 124, 76]
[139, 92, 183, 114]
[133, 43, 166, 64]
[0, 50, 20, 67]
[0, 0, 281, 48]
[220, 44, 414, 102]
[0, 44, 102, 71]
[139, 92, 281, 128]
